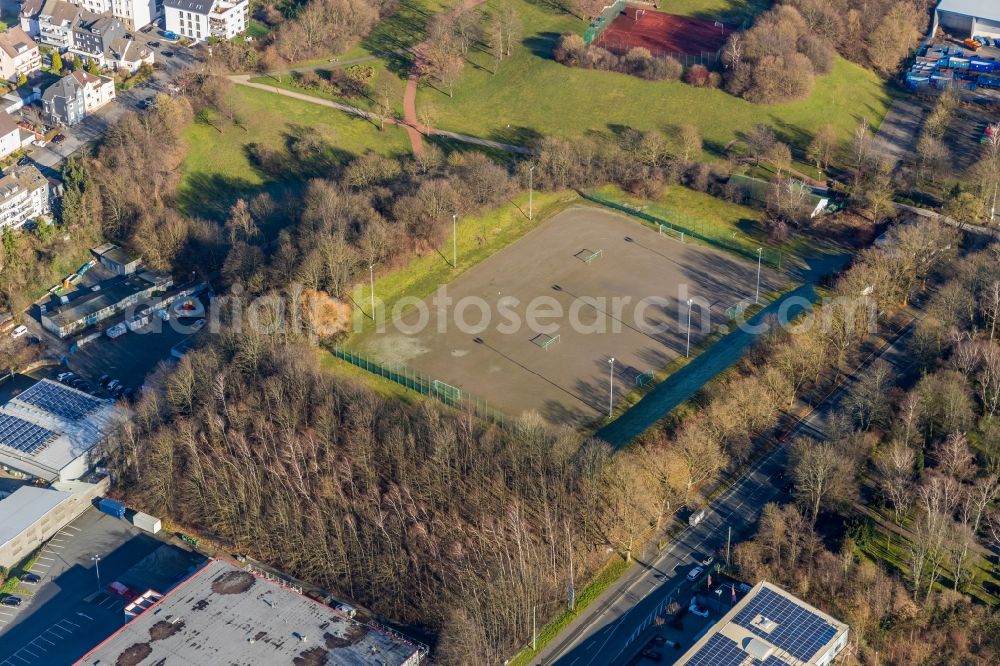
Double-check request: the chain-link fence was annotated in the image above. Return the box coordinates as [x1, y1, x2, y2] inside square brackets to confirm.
[579, 190, 784, 269]
[332, 346, 506, 426]
[583, 0, 626, 45]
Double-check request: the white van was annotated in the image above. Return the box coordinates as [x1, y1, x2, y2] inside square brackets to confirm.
[11, 325, 27, 338]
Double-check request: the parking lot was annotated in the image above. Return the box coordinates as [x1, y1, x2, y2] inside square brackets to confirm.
[0, 508, 203, 666]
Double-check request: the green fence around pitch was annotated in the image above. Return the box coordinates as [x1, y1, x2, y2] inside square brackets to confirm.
[583, 0, 626, 45]
[579, 190, 784, 269]
[331, 346, 506, 426]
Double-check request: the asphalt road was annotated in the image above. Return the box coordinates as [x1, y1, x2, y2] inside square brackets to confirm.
[539, 317, 917, 666]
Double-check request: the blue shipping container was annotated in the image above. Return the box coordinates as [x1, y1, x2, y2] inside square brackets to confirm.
[99, 498, 126, 519]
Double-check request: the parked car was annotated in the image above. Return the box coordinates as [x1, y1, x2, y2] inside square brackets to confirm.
[16, 156, 30, 166]
[99, 374, 111, 386]
[162, 31, 179, 40]
[686, 566, 704, 582]
[641, 648, 663, 662]
[57, 371, 75, 381]
[52, 134, 65, 143]
[162, 50, 175, 58]
[148, 40, 160, 48]
[107, 379, 121, 391]
[21, 573, 41, 584]
[2, 596, 22, 607]
[11, 324, 27, 338]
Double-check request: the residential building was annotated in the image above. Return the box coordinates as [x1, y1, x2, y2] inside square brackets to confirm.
[69, 11, 123, 67]
[0, 163, 49, 229]
[676, 581, 850, 666]
[0, 481, 107, 568]
[0, 111, 21, 158]
[0, 379, 120, 482]
[934, 1, 1000, 39]
[79, 559, 426, 666]
[42, 69, 115, 125]
[0, 27, 40, 82]
[23, 0, 79, 51]
[106, 32, 152, 71]
[163, 0, 247, 42]
[41, 270, 172, 337]
[109, 0, 156, 31]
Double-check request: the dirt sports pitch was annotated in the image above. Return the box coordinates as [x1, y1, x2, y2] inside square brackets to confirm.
[595, 7, 732, 57]
[358, 205, 786, 427]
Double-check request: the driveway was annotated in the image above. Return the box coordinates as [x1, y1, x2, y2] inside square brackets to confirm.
[871, 99, 925, 168]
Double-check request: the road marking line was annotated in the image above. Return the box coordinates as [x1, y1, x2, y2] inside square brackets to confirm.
[36, 637, 54, 646]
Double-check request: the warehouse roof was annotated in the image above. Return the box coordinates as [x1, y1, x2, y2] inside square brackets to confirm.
[0, 486, 71, 549]
[79, 559, 424, 666]
[0, 379, 119, 481]
[937, 0, 1000, 24]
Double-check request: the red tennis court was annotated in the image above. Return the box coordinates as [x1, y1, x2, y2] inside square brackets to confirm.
[595, 7, 732, 58]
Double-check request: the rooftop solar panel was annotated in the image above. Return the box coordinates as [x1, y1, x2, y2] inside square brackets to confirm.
[0, 413, 58, 454]
[685, 634, 747, 666]
[15, 381, 102, 421]
[756, 657, 790, 666]
[733, 587, 838, 662]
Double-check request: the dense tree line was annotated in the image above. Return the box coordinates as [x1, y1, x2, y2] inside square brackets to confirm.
[730, 243, 1000, 665]
[723, 0, 928, 103]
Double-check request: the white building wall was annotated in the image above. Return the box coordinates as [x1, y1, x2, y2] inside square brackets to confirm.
[0, 126, 20, 158]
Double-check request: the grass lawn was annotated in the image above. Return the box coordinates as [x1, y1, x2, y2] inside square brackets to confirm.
[348, 190, 578, 344]
[587, 183, 827, 271]
[179, 85, 410, 217]
[659, 0, 770, 24]
[415, 0, 892, 156]
[250, 59, 407, 117]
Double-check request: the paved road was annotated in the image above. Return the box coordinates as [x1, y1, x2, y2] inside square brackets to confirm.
[539, 317, 917, 665]
[871, 99, 925, 169]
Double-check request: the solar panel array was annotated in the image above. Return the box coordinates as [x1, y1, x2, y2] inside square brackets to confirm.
[0, 413, 58, 454]
[684, 634, 747, 666]
[15, 381, 102, 421]
[755, 656, 791, 666]
[733, 587, 838, 662]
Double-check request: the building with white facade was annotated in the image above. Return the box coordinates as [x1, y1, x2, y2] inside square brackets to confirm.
[42, 69, 115, 125]
[163, 0, 247, 42]
[934, 0, 1000, 39]
[0, 163, 48, 228]
[0, 379, 120, 482]
[676, 581, 850, 666]
[0, 27, 41, 82]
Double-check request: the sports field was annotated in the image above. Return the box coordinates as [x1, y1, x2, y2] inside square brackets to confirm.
[356, 205, 786, 426]
[596, 8, 732, 58]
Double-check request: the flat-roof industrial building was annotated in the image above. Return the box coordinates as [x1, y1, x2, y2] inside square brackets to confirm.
[0, 485, 70, 568]
[41, 271, 173, 338]
[79, 559, 425, 666]
[934, 0, 1000, 39]
[0, 379, 119, 481]
[677, 581, 849, 666]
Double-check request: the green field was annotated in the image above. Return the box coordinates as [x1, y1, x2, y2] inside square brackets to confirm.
[414, 0, 892, 155]
[661, 0, 770, 24]
[251, 58, 407, 117]
[179, 85, 410, 216]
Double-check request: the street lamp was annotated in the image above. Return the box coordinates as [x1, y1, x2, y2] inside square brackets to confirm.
[369, 263, 376, 320]
[92, 554, 101, 592]
[452, 213, 458, 268]
[755, 247, 762, 305]
[528, 165, 535, 221]
[686, 298, 693, 357]
[608, 357, 615, 417]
